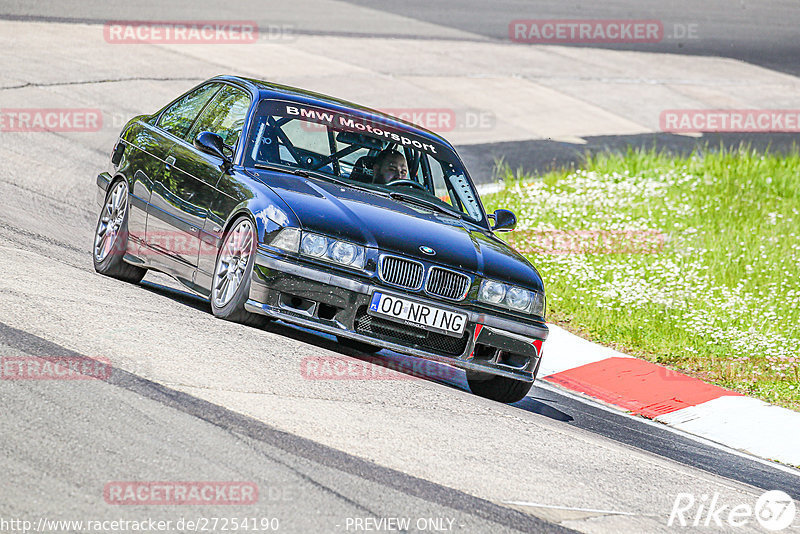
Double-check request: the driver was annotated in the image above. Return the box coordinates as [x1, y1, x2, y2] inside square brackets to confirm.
[372, 149, 409, 185]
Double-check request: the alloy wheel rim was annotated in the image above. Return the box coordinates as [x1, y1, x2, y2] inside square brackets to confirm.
[213, 220, 254, 308]
[94, 181, 128, 263]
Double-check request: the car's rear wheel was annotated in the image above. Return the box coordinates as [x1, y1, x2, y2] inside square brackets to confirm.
[466, 371, 533, 403]
[93, 180, 147, 283]
[336, 335, 383, 354]
[211, 215, 270, 327]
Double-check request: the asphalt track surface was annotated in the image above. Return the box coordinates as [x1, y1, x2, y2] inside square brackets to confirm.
[3, 0, 800, 179]
[4, 0, 800, 75]
[0, 323, 566, 534]
[1, 2, 800, 533]
[341, 0, 800, 77]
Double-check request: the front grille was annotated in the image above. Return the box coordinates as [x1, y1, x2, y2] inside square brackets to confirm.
[354, 307, 469, 356]
[425, 267, 471, 300]
[379, 256, 424, 290]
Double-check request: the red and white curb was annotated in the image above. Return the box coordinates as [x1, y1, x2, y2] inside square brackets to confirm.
[538, 324, 800, 468]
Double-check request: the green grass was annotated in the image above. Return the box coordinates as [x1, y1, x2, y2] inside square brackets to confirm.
[484, 145, 800, 410]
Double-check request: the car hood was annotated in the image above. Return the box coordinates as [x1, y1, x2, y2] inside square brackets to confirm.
[253, 170, 543, 291]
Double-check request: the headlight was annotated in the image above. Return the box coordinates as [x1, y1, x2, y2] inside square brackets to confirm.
[478, 279, 545, 318]
[478, 280, 506, 304]
[329, 241, 357, 265]
[506, 286, 531, 311]
[531, 291, 546, 317]
[270, 227, 300, 253]
[301, 233, 327, 257]
[300, 232, 365, 269]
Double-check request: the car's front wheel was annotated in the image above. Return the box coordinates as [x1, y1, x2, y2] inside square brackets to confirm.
[466, 371, 533, 403]
[211, 215, 270, 327]
[93, 180, 146, 283]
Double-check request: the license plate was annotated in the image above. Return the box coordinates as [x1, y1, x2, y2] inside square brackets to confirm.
[368, 292, 467, 337]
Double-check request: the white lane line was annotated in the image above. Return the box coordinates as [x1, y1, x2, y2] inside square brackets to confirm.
[502, 500, 640, 517]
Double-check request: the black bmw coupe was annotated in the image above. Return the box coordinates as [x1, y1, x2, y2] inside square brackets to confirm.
[93, 75, 547, 403]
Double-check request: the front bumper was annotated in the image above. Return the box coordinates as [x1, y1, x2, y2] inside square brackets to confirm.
[245, 250, 548, 382]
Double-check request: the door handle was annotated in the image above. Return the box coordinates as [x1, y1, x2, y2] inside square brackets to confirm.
[165, 156, 176, 167]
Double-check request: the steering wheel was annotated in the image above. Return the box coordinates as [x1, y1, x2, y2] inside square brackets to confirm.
[385, 179, 427, 191]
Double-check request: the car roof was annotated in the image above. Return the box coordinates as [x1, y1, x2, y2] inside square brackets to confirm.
[210, 74, 456, 150]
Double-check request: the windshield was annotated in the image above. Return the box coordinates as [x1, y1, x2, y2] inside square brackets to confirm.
[244, 99, 486, 224]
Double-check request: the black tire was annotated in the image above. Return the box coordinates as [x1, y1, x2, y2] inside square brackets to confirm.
[466, 371, 533, 403]
[336, 335, 383, 354]
[210, 215, 270, 327]
[93, 180, 146, 284]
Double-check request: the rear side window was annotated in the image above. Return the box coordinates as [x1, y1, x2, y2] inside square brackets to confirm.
[157, 83, 221, 138]
[187, 86, 251, 148]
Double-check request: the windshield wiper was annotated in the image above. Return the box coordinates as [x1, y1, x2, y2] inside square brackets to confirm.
[253, 163, 389, 197]
[253, 163, 325, 179]
[388, 191, 463, 219]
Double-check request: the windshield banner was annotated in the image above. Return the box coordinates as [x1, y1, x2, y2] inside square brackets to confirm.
[272, 101, 442, 156]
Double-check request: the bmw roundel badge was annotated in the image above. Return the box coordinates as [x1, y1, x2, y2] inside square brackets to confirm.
[419, 246, 436, 256]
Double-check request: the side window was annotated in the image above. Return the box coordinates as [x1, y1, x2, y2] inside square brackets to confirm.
[187, 86, 252, 148]
[157, 83, 221, 138]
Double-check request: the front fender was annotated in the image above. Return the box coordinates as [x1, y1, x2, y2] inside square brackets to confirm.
[220, 190, 300, 247]
[208, 169, 301, 253]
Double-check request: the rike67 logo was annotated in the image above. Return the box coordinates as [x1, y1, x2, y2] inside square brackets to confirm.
[668, 490, 796, 531]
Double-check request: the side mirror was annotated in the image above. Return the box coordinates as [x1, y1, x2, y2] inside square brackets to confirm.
[490, 209, 517, 232]
[194, 131, 231, 165]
